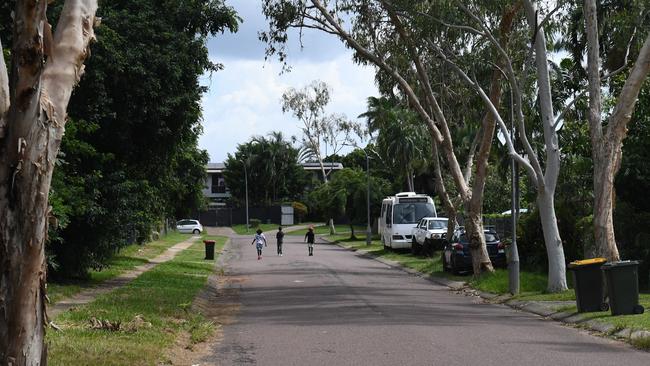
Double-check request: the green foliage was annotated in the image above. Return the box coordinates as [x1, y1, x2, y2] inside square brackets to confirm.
[360, 96, 430, 190]
[31, 0, 239, 277]
[223, 132, 308, 206]
[292, 201, 308, 222]
[249, 219, 261, 229]
[518, 203, 588, 272]
[309, 168, 391, 226]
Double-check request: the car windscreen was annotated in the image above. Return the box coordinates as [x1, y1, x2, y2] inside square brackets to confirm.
[458, 232, 498, 243]
[485, 233, 498, 242]
[393, 203, 435, 225]
[428, 220, 448, 230]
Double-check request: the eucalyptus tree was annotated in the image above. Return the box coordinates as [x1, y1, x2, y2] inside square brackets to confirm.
[581, 0, 650, 261]
[431, 1, 573, 291]
[263, 0, 520, 275]
[0, 1, 99, 363]
[282, 80, 363, 182]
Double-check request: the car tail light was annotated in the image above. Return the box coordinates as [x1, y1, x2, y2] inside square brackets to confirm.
[452, 243, 464, 252]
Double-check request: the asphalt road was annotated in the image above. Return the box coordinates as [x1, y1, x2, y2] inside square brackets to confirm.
[202, 233, 650, 366]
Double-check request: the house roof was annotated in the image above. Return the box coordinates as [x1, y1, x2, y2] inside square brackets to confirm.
[300, 162, 344, 170]
[206, 161, 344, 173]
[206, 162, 226, 173]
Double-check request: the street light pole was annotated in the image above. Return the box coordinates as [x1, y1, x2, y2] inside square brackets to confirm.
[508, 88, 520, 295]
[243, 160, 249, 234]
[365, 150, 371, 246]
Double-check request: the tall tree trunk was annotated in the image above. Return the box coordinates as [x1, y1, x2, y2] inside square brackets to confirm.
[0, 1, 99, 364]
[584, 0, 650, 261]
[430, 139, 456, 240]
[592, 147, 621, 261]
[328, 218, 335, 235]
[406, 167, 414, 192]
[537, 188, 568, 292]
[462, 2, 518, 275]
[523, 0, 568, 292]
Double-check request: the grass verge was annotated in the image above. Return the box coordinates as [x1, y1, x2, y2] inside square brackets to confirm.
[48, 232, 194, 304]
[47, 236, 227, 366]
[289, 224, 367, 236]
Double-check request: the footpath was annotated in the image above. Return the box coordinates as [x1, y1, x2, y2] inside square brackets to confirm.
[329, 238, 650, 350]
[48, 235, 200, 319]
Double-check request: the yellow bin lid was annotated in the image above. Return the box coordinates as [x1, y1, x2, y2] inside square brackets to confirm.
[569, 258, 607, 266]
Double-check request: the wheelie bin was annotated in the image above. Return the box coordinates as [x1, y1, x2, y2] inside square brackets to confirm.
[601, 260, 645, 316]
[203, 240, 216, 260]
[567, 258, 609, 312]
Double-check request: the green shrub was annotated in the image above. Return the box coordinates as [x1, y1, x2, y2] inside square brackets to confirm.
[292, 201, 308, 223]
[517, 203, 587, 272]
[249, 219, 261, 229]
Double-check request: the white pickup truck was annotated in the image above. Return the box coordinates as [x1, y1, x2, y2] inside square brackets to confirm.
[411, 217, 448, 256]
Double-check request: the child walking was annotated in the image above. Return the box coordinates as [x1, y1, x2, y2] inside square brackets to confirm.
[276, 227, 284, 256]
[304, 227, 315, 256]
[251, 228, 267, 260]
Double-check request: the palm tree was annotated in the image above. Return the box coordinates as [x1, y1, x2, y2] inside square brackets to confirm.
[361, 97, 429, 191]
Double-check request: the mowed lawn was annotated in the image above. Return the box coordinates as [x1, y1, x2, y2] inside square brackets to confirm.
[48, 231, 195, 304]
[47, 236, 227, 365]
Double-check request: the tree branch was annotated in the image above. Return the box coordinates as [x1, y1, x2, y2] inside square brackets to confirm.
[607, 33, 650, 144]
[584, 0, 603, 144]
[412, 11, 485, 36]
[455, 0, 544, 188]
[429, 42, 539, 183]
[309, 0, 444, 146]
[380, 0, 471, 199]
[463, 126, 481, 183]
[0, 39, 9, 139]
[42, 0, 99, 126]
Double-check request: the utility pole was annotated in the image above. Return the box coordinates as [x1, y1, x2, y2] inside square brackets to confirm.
[242, 160, 250, 233]
[365, 150, 371, 246]
[508, 89, 520, 295]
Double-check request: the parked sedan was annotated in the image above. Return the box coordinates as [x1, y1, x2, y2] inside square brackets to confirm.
[411, 217, 448, 256]
[176, 219, 203, 234]
[442, 228, 506, 274]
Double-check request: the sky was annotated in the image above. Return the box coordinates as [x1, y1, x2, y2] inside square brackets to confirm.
[199, 0, 379, 163]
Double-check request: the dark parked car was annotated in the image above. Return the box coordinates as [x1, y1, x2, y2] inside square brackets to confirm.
[442, 228, 506, 274]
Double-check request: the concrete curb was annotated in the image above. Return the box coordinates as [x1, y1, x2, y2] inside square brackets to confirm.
[327, 237, 650, 350]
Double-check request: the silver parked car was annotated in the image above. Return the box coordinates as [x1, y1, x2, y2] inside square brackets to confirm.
[176, 219, 203, 234]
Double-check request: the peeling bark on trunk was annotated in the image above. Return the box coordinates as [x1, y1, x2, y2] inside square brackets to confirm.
[584, 0, 650, 262]
[523, 1, 568, 292]
[464, 211, 492, 274]
[0, 1, 99, 364]
[537, 189, 568, 292]
[592, 149, 621, 261]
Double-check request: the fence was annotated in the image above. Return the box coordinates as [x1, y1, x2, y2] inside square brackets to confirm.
[196, 205, 294, 227]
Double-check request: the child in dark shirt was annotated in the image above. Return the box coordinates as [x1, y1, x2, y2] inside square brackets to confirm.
[276, 227, 285, 256]
[304, 227, 315, 256]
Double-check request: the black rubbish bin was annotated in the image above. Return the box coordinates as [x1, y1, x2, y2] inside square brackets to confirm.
[602, 260, 645, 316]
[567, 258, 609, 313]
[204, 240, 216, 260]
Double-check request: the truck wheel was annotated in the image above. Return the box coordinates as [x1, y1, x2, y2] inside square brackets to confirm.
[451, 257, 462, 275]
[411, 238, 419, 255]
[442, 253, 449, 272]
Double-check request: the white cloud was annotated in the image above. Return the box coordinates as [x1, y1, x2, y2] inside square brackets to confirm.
[199, 54, 378, 162]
